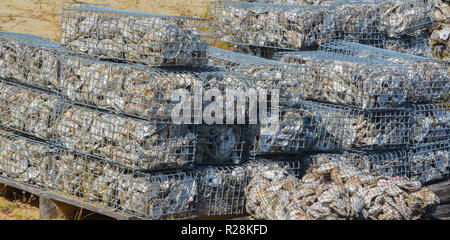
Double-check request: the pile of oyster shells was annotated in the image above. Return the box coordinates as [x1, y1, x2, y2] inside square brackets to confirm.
[0, 32, 60, 91]
[429, 0, 450, 58]
[0, 81, 59, 139]
[53, 103, 196, 171]
[61, 5, 208, 67]
[246, 161, 439, 220]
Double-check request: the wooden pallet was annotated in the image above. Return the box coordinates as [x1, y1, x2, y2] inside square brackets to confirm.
[427, 180, 450, 220]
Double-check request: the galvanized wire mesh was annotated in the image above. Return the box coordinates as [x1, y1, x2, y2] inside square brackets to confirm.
[207, 46, 302, 106]
[0, 31, 61, 92]
[198, 158, 302, 216]
[198, 165, 248, 216]
[307, 150, 409, 178]
[317, 41, 450, 104]
[381, 32, 432, 57]
[0, 79, 60, 140]
[0, 131, 53, 189]
[411, 103, 450, 146]
[61, 55, 205, 122]
[275, 50, 448, 109]
[248, 100, 411, 155]
[409, 141, 449, 183]
[210, 1, 338, 50]
[61, 2, 209, 67]
[52, 101, 196, 171]
[196, 125, 246, 165]
[49, 147, 198, 219]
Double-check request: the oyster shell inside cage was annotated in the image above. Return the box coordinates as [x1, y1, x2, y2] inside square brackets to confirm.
[409, 142, 449, 183]
[411, 104, 450, 145]
[317, 41, 450, 103]
[0, 31, 60, 92]
[61, 4, 208, 67]
[54, 103, 196, 171]
[0, 80, 59, 140]
[50, 149, 198, 219]
[246, 159, 439, 220]
[0, 133, 53, 188]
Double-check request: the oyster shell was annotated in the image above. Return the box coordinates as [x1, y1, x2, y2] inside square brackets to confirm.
[246, 160, 439, 220]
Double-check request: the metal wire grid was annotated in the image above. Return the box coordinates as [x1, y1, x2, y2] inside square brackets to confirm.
[52, 101, 196, 171]
[275, 50, 448, 109]
[61, 54, 206, 122]
[0, 79, 60, 140]
[409, 141, 449, 183]
[307, 150, 409, 178]
[207, 46, 302, 106]
[196, 125, 246, 165]
[248, 158, 303, 178]
[248, 101, 346, 156]
[380, 32, 432, 58]
[411, 103, 450, 146]
[61, 2, 209, 67]
[49, 147, 198, 220]
[317, 41, 450, 104]
[249, 100, 412, 155]
[198, 165, 248, 216]
[0, 31, 61, 92]
[209, 1, 339, 50]
[0, 131, 53, 189]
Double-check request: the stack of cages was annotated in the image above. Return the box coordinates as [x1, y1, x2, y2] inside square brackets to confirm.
[217, 0, 435, 57]
[315, 40, 449, 183]
[271, 46, 417, 180]
[0, 31, 63, 192]
[59, 1, 256, 218]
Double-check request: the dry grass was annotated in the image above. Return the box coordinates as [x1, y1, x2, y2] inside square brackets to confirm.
[0, 184, 39, 220]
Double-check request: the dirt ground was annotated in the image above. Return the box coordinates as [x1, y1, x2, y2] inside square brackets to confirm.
[0, 0, 211, 41]
[0, 184, 39, 220]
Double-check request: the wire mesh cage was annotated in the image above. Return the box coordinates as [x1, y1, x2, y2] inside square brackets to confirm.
[61, 1, 209, 67]
[409, 141, 449, 183]
[248, 100, 411, 156]
[0, 31, 61, 92]
[61, 55, 206, 122]
[209, 1, 339, 50]
[198, 165, 248, 216]
[317, 41, 450, 104]
[307, 150, 409, 178]
[380, 32, 432, 58]
[196, 125, 246, 165]
[49, 147, 198, 220]
[0, 131, 53, 189]
[248, 101, 346, 156]
[0, 79, 60, 140]
[207, 46, 302, 106]
[52, 101, 196, 171]
[411, 103, 449, 146]
[247, 157, 304, 178]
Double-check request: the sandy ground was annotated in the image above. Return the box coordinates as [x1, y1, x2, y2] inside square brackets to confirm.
[0, 184, 39, 220]
[0, 0, 211, 41]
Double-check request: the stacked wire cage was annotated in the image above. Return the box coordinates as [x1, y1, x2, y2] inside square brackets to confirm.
[209, 0, 435, 58]
[0, 31, 62, 195]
